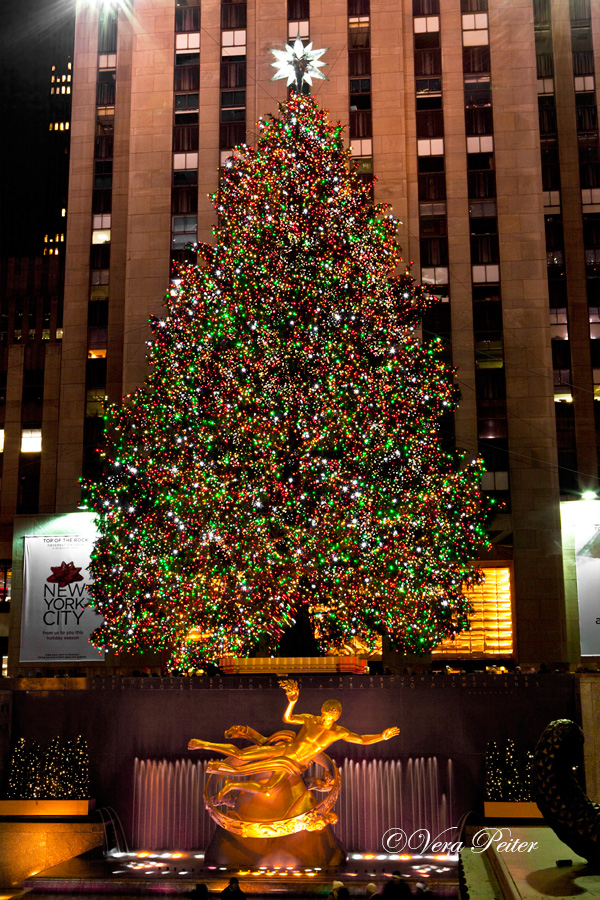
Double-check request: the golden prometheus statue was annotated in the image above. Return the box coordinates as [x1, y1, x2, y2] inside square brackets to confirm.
[188, 678, 399, 860]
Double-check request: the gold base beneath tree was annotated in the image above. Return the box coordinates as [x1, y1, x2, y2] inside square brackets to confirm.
[217, 656, 367, 674]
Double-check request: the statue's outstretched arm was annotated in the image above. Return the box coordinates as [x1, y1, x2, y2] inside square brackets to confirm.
[279, 678, 306, 725]
[341, 726, 400, 746]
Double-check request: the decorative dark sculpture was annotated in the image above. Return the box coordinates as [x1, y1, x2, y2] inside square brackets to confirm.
[532, 718, 600, 865]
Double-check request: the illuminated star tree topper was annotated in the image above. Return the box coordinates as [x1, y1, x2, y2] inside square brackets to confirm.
[271, 36, 327, 92]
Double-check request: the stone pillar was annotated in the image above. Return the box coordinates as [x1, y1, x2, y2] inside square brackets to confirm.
[491, 0, 566, 665]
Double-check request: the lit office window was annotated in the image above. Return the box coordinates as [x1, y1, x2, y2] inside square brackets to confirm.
[432, 567, 513, 658]
[0, 561, 11, 607]
[21, 429, 42, 453]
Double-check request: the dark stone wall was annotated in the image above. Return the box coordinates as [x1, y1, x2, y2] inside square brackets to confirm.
[6, 673, 579, 840]
[0, 692, 12, 796]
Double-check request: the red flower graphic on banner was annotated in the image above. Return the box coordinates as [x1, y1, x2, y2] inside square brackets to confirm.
[47, 561, 84, 588]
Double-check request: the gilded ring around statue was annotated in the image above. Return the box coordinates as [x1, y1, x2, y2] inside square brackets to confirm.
[204, 753, 341, 838]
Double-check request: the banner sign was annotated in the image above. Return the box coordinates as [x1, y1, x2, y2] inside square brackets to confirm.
[20, 534, 104, 662]
[574, 512, 600, 657]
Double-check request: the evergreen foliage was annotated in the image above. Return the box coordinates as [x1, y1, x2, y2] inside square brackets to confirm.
[485, 739, 533, 801]
[6, 736, 89, 799]
[7, 737, 42, 799]
[85, 93, 492, 670]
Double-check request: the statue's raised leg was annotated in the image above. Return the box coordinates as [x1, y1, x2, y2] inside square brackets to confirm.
[189, 739, 240, 755]
[193, 739, 284, 764]
[207, 750, 291, 777]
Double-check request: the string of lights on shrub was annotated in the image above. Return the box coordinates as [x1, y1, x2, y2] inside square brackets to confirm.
[486, 739, 534, 802]
[8, 736, 89, 799]
[84, 92, 493, 671]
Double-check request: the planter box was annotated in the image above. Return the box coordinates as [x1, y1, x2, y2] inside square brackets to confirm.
[0, 799, 95, 817]
[218, 656, 367, 674]
[484, 801, 543, 819]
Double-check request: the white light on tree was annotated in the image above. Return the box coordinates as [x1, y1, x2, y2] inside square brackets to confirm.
[271, 37, 327, 91]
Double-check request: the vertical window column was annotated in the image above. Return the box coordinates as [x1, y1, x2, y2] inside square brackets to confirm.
[414, 0, 447, 300]
[413, 0, 452, 446]
[460, 0, 509, 502]
[288, 0, 309, 40]
[571, 0, 600, 205]
[534, 0, 580, 490]
[535, 0, 559, 206]
[584, 214, 600, 465]
[83, 9, 117, 480]
[172, 1, 201, 270]
[219, 0, 246, 166]
[569, 0, 600, 466]
[348, 0, 372, 194]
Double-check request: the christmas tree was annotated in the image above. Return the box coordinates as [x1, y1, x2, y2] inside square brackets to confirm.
[8, 736, 91, 800]
[54, 736, 90, 799]
[85, 79, 492, 670]
[7, 738, 42, 799]
[485, 739, 534, 801]
[43, 736, 68, 799]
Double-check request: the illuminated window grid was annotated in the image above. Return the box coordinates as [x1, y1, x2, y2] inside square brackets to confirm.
[432, 566, 513, 658]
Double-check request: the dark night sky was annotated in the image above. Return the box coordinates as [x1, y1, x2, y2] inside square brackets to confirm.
[0, 0, 75, 256]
